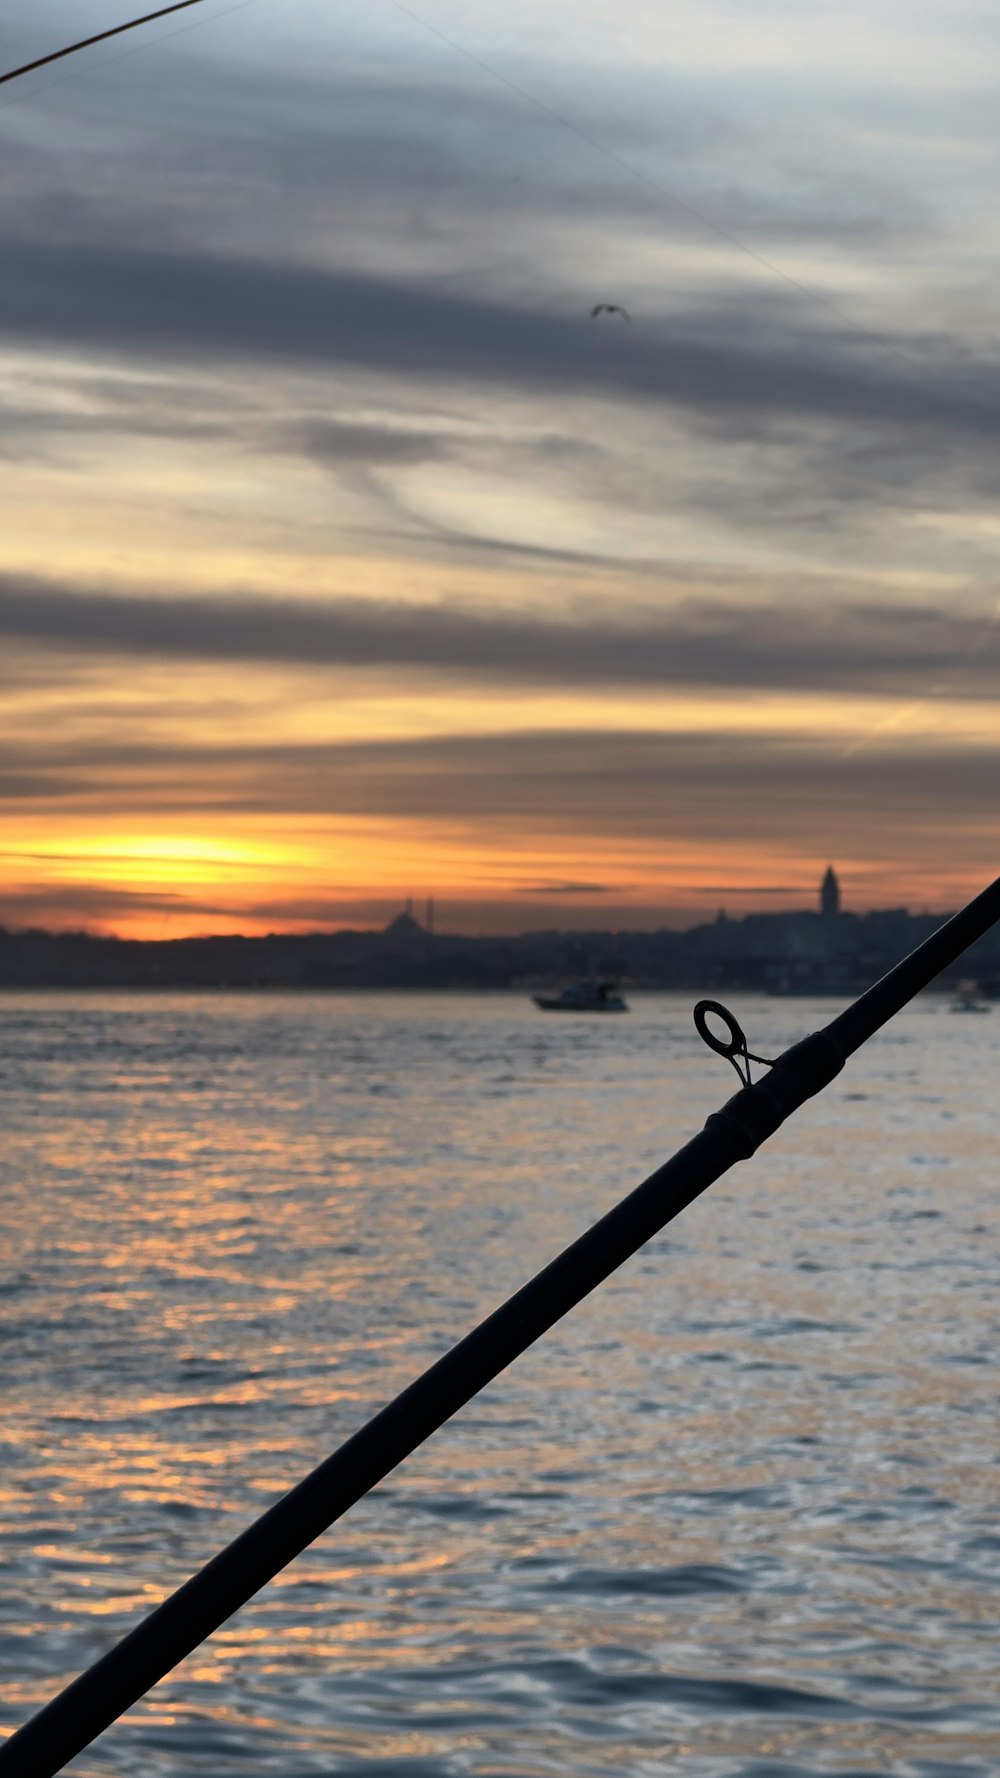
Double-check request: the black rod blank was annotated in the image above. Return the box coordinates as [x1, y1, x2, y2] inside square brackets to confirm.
[2, 874, 998, 1778]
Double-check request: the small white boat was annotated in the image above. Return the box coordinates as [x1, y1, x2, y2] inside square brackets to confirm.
[533, 979, 628, 1013]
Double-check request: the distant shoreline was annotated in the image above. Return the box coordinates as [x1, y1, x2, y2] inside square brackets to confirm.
[1, 903, 995, 997]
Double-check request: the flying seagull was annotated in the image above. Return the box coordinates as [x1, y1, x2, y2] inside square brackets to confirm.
[590, 303, 631, 322]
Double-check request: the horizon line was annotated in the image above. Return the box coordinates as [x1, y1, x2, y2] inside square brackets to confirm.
[0, 897, 946, 947]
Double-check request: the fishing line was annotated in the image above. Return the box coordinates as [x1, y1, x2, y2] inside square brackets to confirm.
[378, 0, 927, 378]
[377, 0, 1000, 764]
[0, 0, 261, 109]
[0, 1, 218, 87]
[5, 0, 989, 397]
[6, 0, 994, 401]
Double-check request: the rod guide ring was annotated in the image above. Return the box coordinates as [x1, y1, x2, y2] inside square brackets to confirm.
[693, 999, 747, 1060]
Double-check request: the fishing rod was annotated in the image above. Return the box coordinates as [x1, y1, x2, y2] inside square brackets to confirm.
[0, 0, 213, 89]
[1, 873, 998, 1778]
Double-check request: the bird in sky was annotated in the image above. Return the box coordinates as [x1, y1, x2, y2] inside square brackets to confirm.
[590, 303, 631, 322]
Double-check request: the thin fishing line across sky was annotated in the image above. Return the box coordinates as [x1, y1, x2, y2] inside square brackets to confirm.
[0, 0, 262, 104]
[1, 0, 998, 937]
[0, 0, 215, 86]
[0, 0, 953, 384]
[382, 0, 931, 376]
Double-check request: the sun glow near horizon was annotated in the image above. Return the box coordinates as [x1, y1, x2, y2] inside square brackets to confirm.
[0, 804, 983, 942]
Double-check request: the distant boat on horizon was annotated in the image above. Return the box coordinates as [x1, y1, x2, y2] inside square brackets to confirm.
[532, 979, 628, 1013]
[950, 978, 991, 1012]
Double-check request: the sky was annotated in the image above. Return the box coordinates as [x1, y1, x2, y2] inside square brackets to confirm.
[2, 0, 999, 938]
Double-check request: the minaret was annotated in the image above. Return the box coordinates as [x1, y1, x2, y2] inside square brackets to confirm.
[820, 865, 841, 920]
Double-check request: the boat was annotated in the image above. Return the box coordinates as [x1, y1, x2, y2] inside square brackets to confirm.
[533, 979, 628, 1012]
[950, 978, 991, 1012]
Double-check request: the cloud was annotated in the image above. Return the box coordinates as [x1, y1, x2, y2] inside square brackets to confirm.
[2, 571, 998, 697]
[0, 386, 232, 459]
[292, 418, 449, 468]
[693, 884, 805, 895]
[523, 881, 612, 894]
[0, 882, 189, 926]
[2, 236, 997, 451]
[0, 41, 919, 268]
[3, 726, 998, 864]
[213, 729, 999, 842]
[0, 772, 85, 799]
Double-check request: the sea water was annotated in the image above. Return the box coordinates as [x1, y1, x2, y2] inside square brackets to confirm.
[0, 990, 997, 1777]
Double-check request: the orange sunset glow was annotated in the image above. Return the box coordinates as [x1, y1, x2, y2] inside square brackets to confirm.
[3, 1, 999, 939]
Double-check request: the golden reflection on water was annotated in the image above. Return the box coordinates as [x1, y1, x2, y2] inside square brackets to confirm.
[0, 992, 997, 1774]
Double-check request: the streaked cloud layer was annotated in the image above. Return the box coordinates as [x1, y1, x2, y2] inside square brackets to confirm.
[2, 0, 999, 934]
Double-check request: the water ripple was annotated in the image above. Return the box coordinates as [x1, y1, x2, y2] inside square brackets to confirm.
[0, 991, 997, 1775]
